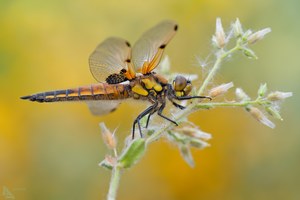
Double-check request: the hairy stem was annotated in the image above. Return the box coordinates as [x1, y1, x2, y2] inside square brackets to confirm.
[107, 166, 122, 200]
[195, 99, 261, 109]
[198, 45, 241, 95]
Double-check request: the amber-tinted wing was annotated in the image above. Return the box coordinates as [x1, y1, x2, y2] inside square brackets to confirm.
[132, 20, 178, 74]
[89, 37, 132, 82]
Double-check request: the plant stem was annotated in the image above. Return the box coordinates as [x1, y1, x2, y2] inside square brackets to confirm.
[195, 100, 260, 109]
[107, 166, 122, 200]
[198, 45, 241, 95]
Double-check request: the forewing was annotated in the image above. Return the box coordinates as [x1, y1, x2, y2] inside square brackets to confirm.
[89, 37, 131, 82]
[86, 100, 121, 116]
[132, 20, 178, 73]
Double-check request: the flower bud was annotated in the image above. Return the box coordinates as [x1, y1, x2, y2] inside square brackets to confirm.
[212, 18, 227, 48]
[99, 122, 117, 150]
[247, 106, 275, 129]
[235, 88, 250, 101]
[257, 83, 268, 97]
[242, 48, 258, 59]
[265, 106, 283, 121]
[180, 145, 195, 167]
[247, 28, 272, 44]
[209, 82, 234, 97]
[232, 18, 243, 37]
[267, 91, 293, 101]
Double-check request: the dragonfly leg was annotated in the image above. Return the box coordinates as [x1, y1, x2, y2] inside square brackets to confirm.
[157, 101, 178, 126]
[176, 95, 212, 101]
[132, 101, 158, 139]
[145, 113, 152, 128]
[145, 107, 159, 128]
[171, 101, 186, 110]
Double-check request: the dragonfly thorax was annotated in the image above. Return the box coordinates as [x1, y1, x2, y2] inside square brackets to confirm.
[131, 74, 167, 99]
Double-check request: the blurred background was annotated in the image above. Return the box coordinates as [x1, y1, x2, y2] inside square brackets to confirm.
[0, 0, 299, 199]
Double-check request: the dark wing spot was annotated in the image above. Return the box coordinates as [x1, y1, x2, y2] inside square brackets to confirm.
[120, 68, 127, 73]
[159, 44, 166, 49]
[174, 24, 178, 31]
[125, 58, 131, 63]
[125, 41, 131, 47]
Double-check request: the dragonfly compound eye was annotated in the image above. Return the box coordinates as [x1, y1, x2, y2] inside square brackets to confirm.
[173, 75, 188, 91]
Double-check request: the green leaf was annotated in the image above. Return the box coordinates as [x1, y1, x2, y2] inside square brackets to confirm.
[118, 138, 146, 168]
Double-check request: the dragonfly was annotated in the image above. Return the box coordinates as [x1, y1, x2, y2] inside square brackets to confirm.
[21, 20, 211, 139]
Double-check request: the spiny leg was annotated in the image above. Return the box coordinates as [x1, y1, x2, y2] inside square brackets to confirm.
[132, 101, 158, 139]
[157, 101, 178, 126]
[176, 95, 212, 101]
[170, 100, 186, 110]
[145, 113, 152, 128]
[170, 96, 211, 109]
[145, 106, 161, 128]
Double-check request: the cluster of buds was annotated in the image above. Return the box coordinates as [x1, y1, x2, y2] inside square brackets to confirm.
[212, 18, 271, 59]
[235, 84, 292, 129]
[167, 122, 212, 167]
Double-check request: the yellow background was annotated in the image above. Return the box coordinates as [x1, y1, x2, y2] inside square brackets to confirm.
[0, 0, 299, 199]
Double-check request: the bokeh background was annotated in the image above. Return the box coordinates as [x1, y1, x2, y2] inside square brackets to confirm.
[1, 0, 299, 199]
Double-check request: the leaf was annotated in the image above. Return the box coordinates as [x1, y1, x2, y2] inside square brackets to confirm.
[118, 138, 146, 168]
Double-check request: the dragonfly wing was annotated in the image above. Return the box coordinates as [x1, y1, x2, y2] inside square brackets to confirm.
[89, 37, 132, 82]
[132, 20, 178, 74]
[86, 100, 121, 116]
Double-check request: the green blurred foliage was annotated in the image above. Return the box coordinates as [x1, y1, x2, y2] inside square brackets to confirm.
[0, 0, 299, 200]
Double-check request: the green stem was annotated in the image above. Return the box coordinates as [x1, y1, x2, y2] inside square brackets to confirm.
[107, 166, 122, 200]
[195, 100, 260, 109]
[198, 45, 241, 95]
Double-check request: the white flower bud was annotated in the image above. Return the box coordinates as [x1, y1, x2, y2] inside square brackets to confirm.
[209, 82, 234, 97]
[235, 88, 250, 101]
[232, 18, 243, 37]
[212, 18, 227, 48]
[247, 107, 275, 129]
[248, 28, 272, 44]
[99, 122, 117, 149]
[267, 91, 293, 101]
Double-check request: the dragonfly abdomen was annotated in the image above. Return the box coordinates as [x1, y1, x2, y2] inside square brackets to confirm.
[21, 83, 131, 102]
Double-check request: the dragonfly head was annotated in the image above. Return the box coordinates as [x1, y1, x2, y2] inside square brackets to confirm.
[173, 75, 192, 97]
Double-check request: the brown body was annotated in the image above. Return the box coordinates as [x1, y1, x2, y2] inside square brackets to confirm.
[21, 73, 169, 103]
[21, 83, 131, 102]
